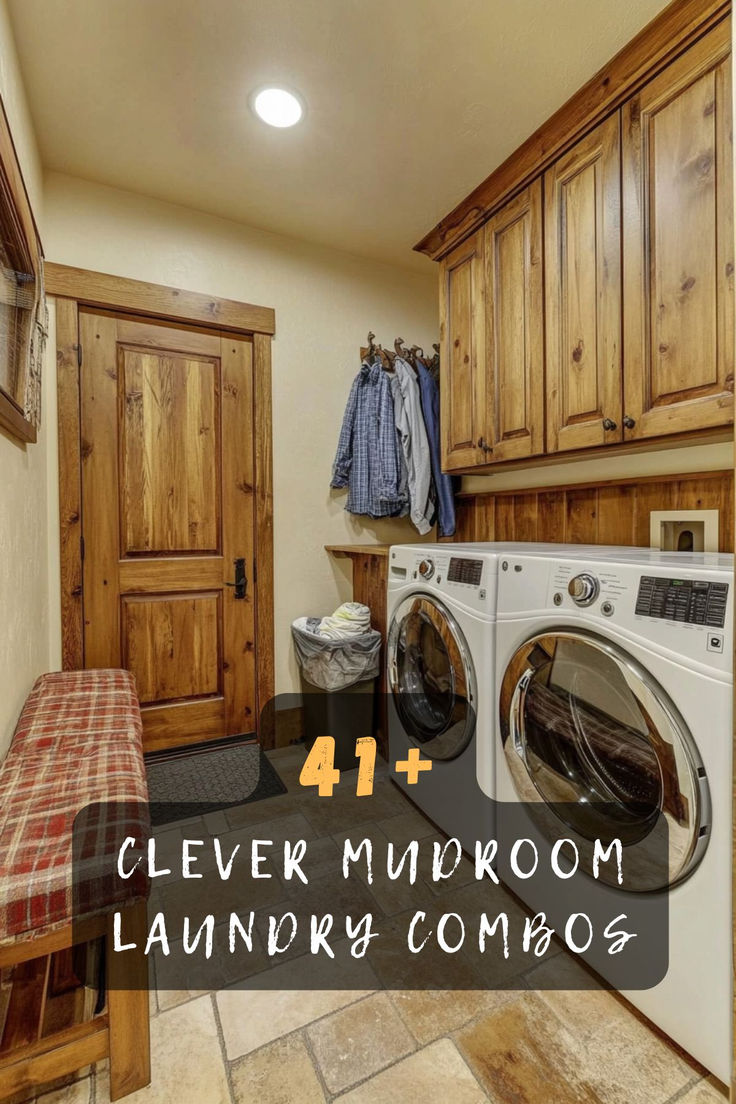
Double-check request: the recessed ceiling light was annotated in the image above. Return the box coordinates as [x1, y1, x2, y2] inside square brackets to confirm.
[252, 87, 304, 128]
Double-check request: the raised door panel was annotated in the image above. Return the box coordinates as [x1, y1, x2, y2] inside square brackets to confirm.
[545, 114, 622, 452]
[120, 349, 220, 554]
[439, 230, 486, 470]
[121, 593, 221, 705]
[483, 180, 544, 462]
[622, 21, 734, 439]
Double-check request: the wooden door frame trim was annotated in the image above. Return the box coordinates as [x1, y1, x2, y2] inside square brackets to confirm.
[414, 0, 730, 260]
[45, 262, 276, 336]
[54, 266, 276, 746]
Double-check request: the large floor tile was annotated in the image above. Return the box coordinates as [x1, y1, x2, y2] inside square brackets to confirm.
[578, 1000, 702, 1104]
[375, 808, 439, 850]
[390, 988, 515, 1046]
[95, 996, 230, 1104]
[527, 954, 635, 1042]
[230, 1034, 325, 1104]
[335, 1038, 487, 1104]
[217, 968, 372, 1060]
[307, 992, 415, 1094]
[456, 991, 601, 1103]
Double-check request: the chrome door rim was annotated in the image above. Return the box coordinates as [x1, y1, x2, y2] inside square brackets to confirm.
[387, 592, 477, 760]
[499, 627, 709, 890]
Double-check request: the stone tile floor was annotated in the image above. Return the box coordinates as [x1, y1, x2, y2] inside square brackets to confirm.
[17, 746, 730, 1104]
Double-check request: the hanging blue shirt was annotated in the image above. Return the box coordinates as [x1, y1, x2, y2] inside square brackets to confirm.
[415, 361, 456, 537]
[331, 360, 407, 519]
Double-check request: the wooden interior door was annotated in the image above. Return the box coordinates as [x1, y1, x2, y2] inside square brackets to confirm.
[482, 180, 544, 463]
[80, 309, 257, 750]
[439, 229, 487, 470]
[545, 113, 622, 452]
[622, 20, 734, 441]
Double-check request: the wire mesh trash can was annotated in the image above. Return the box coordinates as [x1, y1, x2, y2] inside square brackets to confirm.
[292, 617, 381, 770]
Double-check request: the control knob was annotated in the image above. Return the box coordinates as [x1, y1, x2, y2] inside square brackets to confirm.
[418, 558, 435, 580]
[568, 573, 599, 607]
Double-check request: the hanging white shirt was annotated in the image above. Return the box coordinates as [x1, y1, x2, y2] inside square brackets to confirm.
[393, 357, 434, 535]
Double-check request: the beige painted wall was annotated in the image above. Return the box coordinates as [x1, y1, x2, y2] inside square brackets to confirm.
[462, 441, 734, 495]
[0, 0, 55, 755]
[42, 171, 439, 698]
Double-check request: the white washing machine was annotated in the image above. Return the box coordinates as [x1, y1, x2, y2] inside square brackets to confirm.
[386, 543, 585, 852]
[494, 547, 733, 1081]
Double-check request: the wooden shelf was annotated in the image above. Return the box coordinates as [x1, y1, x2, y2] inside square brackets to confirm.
[325, 544, 390, 559]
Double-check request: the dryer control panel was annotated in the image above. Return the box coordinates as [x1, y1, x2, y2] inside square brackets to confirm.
[635, 576, 729, 628]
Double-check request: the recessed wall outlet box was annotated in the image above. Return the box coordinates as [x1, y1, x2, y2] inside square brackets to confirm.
[649, 509, 719, 552]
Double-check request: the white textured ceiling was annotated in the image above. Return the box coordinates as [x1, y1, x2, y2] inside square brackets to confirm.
[8, 0, 669, 272]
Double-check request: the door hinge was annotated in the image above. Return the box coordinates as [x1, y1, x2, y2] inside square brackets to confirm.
[253, 560, 257, 584]
[80, 535, 85, 562]
[77, 343, 82, 368]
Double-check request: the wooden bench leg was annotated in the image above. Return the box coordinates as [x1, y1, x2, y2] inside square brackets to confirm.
[106, 901, 150, 1101]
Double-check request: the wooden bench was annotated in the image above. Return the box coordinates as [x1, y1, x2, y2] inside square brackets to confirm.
[0, 670, 151, 1102]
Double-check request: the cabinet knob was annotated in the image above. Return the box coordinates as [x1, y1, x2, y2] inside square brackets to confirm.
[623, 414, 636, 429]
[477, 436, 492, 453]
[602, 418, 617, 431]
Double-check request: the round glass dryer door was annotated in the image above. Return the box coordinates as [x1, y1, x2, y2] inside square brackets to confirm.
[388, 594, 476, 761]
[499, 630, 708, 891]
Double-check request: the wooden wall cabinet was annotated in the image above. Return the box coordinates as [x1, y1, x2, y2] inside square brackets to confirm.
[430, 7, 733, 474]
[545, 115, 622, 453]
[622, 20, 734, 441]
[483, 180, 545, 462]
[438, 230, 487, 470]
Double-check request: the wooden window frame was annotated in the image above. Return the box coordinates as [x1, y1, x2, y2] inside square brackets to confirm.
[49, 263, 276, 745]
[0, 95, 43, 445]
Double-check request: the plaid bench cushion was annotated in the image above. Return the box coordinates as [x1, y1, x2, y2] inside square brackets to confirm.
[0, 669, 149, 947]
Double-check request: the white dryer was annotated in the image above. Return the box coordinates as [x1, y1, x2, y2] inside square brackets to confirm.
[494, 547, 733, 1081]
[386, 542, 584, 852]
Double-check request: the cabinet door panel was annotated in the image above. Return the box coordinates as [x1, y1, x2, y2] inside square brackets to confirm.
[622, 21, 733, 439]
[483, 180, 544, 462]
[545, 114, 622, 452]
[439, 231, 486, 469]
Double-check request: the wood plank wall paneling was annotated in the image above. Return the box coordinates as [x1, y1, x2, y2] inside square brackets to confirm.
[454, 470, 734, 551]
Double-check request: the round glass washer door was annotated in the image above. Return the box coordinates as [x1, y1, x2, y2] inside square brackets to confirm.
[499, 629, 709, 891]
[388, 594, 476, 761]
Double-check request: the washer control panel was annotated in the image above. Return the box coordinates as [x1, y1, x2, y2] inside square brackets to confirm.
[568, 573, 600, 606]
[635, 576, 729, 628]
[418, 557, 435, 580]
[447, 557, 483, 587]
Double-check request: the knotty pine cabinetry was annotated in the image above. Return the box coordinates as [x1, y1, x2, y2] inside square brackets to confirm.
[622, 21, 733, 440]
[438, 230, 487, 469]
[545, 114, 622, 452]
[435, 12, 733, 473]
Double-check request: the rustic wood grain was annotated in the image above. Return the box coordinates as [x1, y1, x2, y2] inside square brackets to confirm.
[80, 309, 121, 669]
[221, 334, 257, 736]
[253, 332, 275, 747]
[106, 901, 150, 1101]
[545, 114, 622, 453]
[79, 311, 258, 748]
[46, 262, 275, 336]
[483, 181, 544, 463]
[439, 231, 487, 470]
[121, 593, 221, 705]
[120, 347, 220, 554]
[56, 298, 83, 670]
[458, 470, 734, 551]
[622, 21, 733, 441]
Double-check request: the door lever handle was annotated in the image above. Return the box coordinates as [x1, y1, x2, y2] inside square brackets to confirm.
[225, 558, 248, 599]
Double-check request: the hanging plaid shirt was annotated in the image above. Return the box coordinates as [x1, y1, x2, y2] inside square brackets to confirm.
[331, 360, 407, 518]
